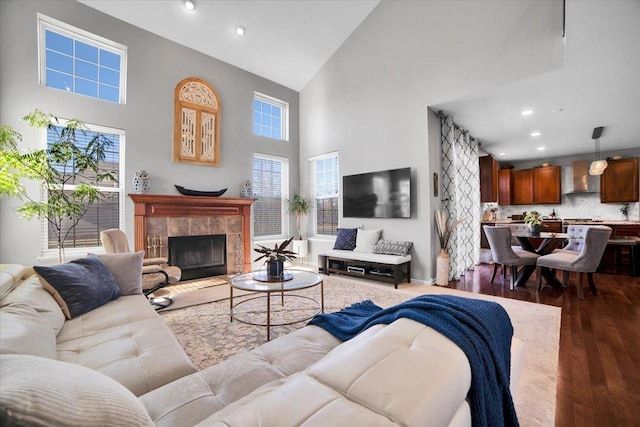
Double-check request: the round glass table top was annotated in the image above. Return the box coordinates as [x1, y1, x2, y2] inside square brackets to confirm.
[230, 269, 322, 292]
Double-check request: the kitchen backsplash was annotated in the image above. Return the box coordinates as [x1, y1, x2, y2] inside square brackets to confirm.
[486, 148, 640, 221]
[490, 197, 639, 221]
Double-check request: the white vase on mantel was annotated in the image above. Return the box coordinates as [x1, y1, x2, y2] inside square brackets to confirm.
[436, 248, 450, 286]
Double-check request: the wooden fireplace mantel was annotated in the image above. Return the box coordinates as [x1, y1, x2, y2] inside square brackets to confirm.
[129, 194, 254, 272]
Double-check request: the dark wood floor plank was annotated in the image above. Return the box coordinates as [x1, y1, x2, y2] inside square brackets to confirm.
[449, 265, 640, 427]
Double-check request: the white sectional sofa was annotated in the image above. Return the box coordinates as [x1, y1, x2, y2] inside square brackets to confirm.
[1, 262, 524, 426]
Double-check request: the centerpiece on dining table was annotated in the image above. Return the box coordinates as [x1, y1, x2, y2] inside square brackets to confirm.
[253, 237, 297, 280]
[524, 211, 542, 235]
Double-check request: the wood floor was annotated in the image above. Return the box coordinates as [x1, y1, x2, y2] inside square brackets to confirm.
[447, 265, 640, 427]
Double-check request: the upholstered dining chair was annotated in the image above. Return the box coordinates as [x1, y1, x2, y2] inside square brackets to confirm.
[100, 229, 181, 309]
[535, 226, 612, 300]
[483, 225, 541, 290]
[487, 223, 529, 283]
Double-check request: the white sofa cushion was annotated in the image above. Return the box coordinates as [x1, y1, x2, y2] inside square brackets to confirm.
[325, 249, 411, 265]
[0, 354, 154, 427]
[0, 303, 57, 359]
[1, 275, 65, 334]
[0, 264, 28, 300]
[56, 297, 196, 396]
[141, 325, 343, 427]
[199, 319, 473, 427]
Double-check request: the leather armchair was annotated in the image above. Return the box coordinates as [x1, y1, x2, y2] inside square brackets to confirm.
[100, 229, 181, 309]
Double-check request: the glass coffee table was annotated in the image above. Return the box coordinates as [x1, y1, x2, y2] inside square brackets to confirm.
[229, 269, 324, 341]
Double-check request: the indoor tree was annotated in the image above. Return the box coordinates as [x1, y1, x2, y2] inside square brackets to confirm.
[285, 191, 311, 240]
[0, 110, 117, 262]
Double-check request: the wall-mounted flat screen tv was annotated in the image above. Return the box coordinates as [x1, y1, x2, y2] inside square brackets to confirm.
[343, 167, 411, 218]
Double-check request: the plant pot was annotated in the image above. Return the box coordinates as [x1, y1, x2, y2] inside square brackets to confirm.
[529, 224, 541, 235]
[266, 260, 284, 279]
[436, 249, 450, 286]
[292, 239, 308, 258]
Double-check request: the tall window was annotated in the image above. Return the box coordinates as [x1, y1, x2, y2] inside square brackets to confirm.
[41, 122, 124, 257]
[253, 92, 288, 141]
[253, 154, 289, 239]
[309, 152, 339, 236]
[38, 14, 127, 104]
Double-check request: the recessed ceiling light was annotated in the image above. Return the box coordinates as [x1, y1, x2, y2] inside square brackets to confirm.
[537, 146, 546, 151]
[183, 0, 196, 11]
[235, 25, 246, 36]
[530, 131, 541, 137]
[521, 110, 534, 116]
[499, 152, 506, 156]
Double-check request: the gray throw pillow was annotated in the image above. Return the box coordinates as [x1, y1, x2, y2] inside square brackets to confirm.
[373, 240, 413, 256]
[0, 354, 154, 427]
[93, 251, 144, 295]
[34, 256, 121, 319]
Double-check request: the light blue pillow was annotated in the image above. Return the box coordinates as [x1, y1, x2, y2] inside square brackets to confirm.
[34, 256, 121, 319]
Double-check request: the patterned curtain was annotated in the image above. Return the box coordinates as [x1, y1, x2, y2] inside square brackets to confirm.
[440, 114, 481, 279]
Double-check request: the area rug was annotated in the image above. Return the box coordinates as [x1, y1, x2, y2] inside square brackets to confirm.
[161, 275, 560, 427]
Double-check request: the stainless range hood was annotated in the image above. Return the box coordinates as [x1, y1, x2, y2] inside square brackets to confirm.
[565, 160, 600, 194]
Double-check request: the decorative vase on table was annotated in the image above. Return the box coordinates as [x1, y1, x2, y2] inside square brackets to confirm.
[133, 170, 150, 194]
[266, 260, 284, 279]
[436, 248, 451, 286]
[529, 224, 541, 235]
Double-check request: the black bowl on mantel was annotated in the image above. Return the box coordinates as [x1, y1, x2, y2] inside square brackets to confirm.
[174, 185, 227, 197]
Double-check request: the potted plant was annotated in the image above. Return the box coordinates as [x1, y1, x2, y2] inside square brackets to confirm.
[253, 237, 297, 278]
[285, 192, 311, 259]
[524, 211, 542, 234]
[0, 110, 117, 262]
[620, 203, 630, 221]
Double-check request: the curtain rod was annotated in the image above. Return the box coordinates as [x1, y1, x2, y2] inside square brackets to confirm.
[437, 110, 480, 144]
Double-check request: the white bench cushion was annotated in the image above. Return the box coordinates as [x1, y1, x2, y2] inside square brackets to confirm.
[325, 249, 411, 265]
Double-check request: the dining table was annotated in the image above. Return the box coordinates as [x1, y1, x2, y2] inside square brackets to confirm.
[511, 231, 569, 288]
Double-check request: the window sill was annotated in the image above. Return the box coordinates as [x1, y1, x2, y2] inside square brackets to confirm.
[38, 247, 106, 265]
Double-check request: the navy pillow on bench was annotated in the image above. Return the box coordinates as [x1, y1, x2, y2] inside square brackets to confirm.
[333, 228, 358, 250]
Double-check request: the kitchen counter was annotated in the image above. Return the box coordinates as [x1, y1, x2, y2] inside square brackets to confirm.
[482, 219, 640, 225]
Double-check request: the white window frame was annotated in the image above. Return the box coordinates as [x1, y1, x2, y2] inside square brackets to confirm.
[309, 151, 339, 237]
[253, 92, 289, 141]
[37, 13, 128, 104]
[252, 153, 289, 241]
[39, 120, 126, 260]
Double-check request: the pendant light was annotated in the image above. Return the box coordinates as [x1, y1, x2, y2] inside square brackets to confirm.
[589, 126, 607, 176]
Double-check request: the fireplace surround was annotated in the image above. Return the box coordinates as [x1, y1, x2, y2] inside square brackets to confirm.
[129, 194, 254, 275]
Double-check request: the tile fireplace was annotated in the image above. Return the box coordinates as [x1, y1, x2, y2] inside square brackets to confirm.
[129, 194, 254, 275]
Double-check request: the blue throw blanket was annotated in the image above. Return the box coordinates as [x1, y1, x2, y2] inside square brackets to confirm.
[309, 294, 518, 427]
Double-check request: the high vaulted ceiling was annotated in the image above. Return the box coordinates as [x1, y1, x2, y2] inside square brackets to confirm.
[78, 0, 379, 92]
[80, 0, 640, 162]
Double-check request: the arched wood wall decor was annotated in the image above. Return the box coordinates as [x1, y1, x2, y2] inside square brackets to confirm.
[173, 77, 221, 166]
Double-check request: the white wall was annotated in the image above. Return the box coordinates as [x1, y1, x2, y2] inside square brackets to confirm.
[299, 0, 564, 282]
[0, 0, 300, 265]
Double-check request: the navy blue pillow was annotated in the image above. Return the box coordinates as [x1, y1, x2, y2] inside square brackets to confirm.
[333, 228, 358, 250]
[34, 256, 121, 319]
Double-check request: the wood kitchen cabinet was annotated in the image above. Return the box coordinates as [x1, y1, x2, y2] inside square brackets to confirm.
[600, 158, 639, 202]
[512, 169, 533, 205]
[498, 169, 513, 205]
[533, 166, 561, 204]
[479, 155, 498, 202]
